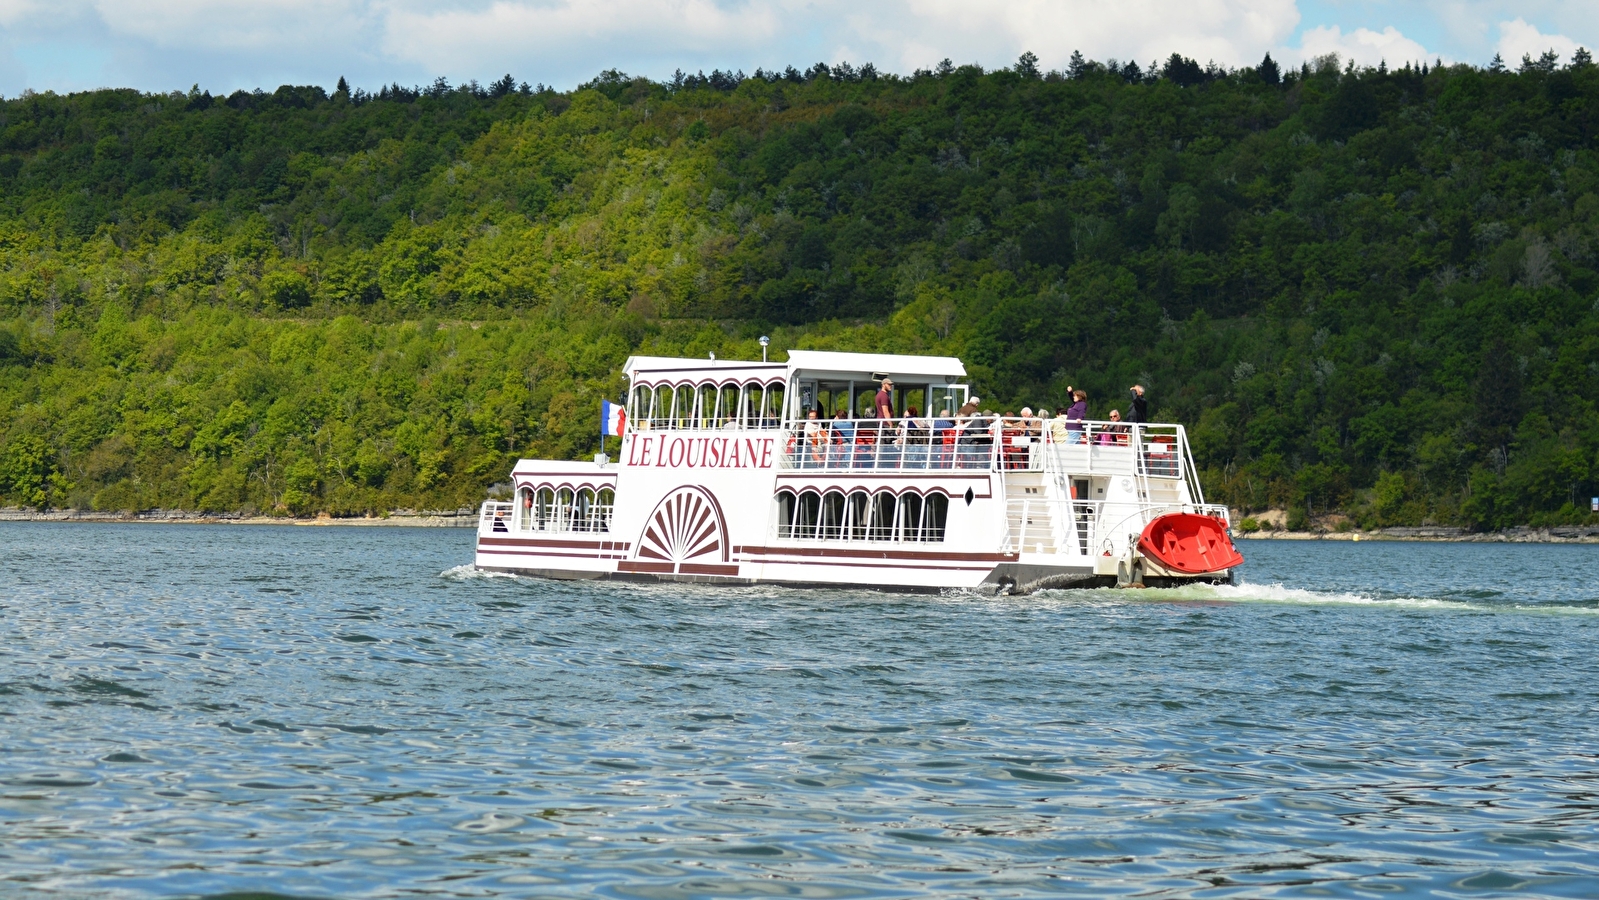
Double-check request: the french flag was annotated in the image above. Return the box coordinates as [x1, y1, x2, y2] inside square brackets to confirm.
[602, 400, 627, 436]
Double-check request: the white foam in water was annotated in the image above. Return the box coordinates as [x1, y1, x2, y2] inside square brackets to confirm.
[1203, 580, 1456, 609]
[439, 563, 523, 581]
[1043, 578, 1461, 610]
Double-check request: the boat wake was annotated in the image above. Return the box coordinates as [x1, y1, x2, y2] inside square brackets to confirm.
[439, 563, 525, 581]
[1045, 579, 1599, 613]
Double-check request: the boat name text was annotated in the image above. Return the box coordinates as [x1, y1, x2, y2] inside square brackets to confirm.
[627, 435, 774, 469]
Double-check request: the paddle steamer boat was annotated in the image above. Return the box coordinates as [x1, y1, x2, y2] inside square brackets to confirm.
[475, 350, 1242, 592]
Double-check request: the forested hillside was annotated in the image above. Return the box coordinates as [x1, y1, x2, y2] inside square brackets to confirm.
[1, 51, 1597, 528]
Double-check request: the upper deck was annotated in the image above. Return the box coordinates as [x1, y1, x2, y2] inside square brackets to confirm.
[619, 350, 1197, 484]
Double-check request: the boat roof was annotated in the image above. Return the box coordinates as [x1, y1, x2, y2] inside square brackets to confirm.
[624, 356, 787, 382]
[784, 350, 966, 380]
[623, 350, 967, 384]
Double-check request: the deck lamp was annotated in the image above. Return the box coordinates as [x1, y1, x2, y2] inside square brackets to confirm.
[759, 335, 770, 362]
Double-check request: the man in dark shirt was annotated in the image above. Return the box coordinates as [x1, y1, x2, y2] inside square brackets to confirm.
[870, 378, 894, 468]
[1128, 384, 1149, 424]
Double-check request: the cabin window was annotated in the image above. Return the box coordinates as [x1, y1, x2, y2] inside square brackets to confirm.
[535, 488, 555, 529]
[520, 484, 612, 533]
[762, 383, 786, 428]
[556, 487, 575, 530]
[820, 490, 847, 540]
[897, 493, 924, 542]
[923, 493, 949, 541]
[774, 488, 946, 543]
[736, 382, 760, 428]
[847, 491, 870, 541]
[902, 387, 925, 419]
[574, 488, 594, 531]
[629, 384, 652, 426]
[696, 384, 718, 429]
[517, 487, 535, 531]
[868, 492, 896, 541]
[652, 385, 673, 429]
[796, 490, 821, 539]
[672, 384, 695, 429]
[718, 383, 741, 427]
[775, 490, 796, 539]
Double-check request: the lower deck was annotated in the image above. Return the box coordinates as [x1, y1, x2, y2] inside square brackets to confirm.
[476, 418, 1238, 594]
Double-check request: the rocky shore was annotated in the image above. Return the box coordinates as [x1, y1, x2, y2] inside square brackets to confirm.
[0, 507, 479, 527]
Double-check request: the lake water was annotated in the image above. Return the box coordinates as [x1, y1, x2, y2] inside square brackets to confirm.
[2, 524, 1598, 899]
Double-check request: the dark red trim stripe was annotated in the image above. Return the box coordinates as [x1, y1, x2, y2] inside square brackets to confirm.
[733, 545, 1012, 562]
[477, 547, 624, 560]
[479, 537, 631, 551]
[618, 560, 674, 574]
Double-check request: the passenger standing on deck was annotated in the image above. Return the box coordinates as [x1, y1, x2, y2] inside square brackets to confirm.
[935, 405, 958, 467]
[1065, 388, 1088, 443]
[1051, 409, 1070, 444]
[956, 397, 981, 468]
[1127, 384, 1148, 423]
[873, 378, 895, 469]
[902, 405, 925, 468]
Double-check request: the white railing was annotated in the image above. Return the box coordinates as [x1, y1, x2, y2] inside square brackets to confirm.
[519, 503, 613, 534]
[774, 416, 1196, 478]
[480, 501, 514, 534]
[779, 418, 997, 472]
[480, 499, 613, 534]
[1001, 498, 1231, 558]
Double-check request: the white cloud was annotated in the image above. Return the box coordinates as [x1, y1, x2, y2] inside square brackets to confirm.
[92, 0, 375, 51]
[381, 0, 785, 79]
[1494, 17, 1582, 65]
[1288, 24, 1432, 69]
[0, 1, 1594, 96]
[370, 0, 1306, 83]
[873, 0, 1301, 72]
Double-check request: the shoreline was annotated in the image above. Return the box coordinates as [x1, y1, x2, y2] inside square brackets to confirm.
[4, 508, 1597, 543]
[1239, 525, 1599, 544]
[0, 508, 478, 528]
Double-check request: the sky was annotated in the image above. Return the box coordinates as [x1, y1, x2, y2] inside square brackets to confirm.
[0, 0, 1594, 98]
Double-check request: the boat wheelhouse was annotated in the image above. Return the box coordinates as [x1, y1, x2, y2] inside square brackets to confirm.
[475, 350, 1241, 592]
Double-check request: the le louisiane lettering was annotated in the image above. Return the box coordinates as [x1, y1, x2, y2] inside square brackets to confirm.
[626, 435, 774, 469]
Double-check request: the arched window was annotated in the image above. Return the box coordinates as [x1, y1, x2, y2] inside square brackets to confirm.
[673, 384, 695, 429]
[923, 493, 948, 542]
[536, 487, 556, 531]
[697, 383, 718, 429]
[575, 488, 595, 532]
[596, 488, 614, 533]
[775, 490, 797, 539]
[897, 493, 924, 542]
[556, 487, 575, 531]
[820, 490, 846, 540]
[630, 384, 653, 426]
[517, 487, 535, 531]
[717, 382, 740, 427]
[760, 382, 785, 428]
[796, 490, 821, 540]
[741, 382, 765, 428]
[869, 492, 896, 541]
[847, 491, 870, 541]
[652, 384, 673, 430]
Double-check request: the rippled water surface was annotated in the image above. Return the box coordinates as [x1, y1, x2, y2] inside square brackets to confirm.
[3, 524, 1599, 899]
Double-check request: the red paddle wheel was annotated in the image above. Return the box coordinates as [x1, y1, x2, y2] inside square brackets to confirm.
[1138, 513, 1244, 575]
